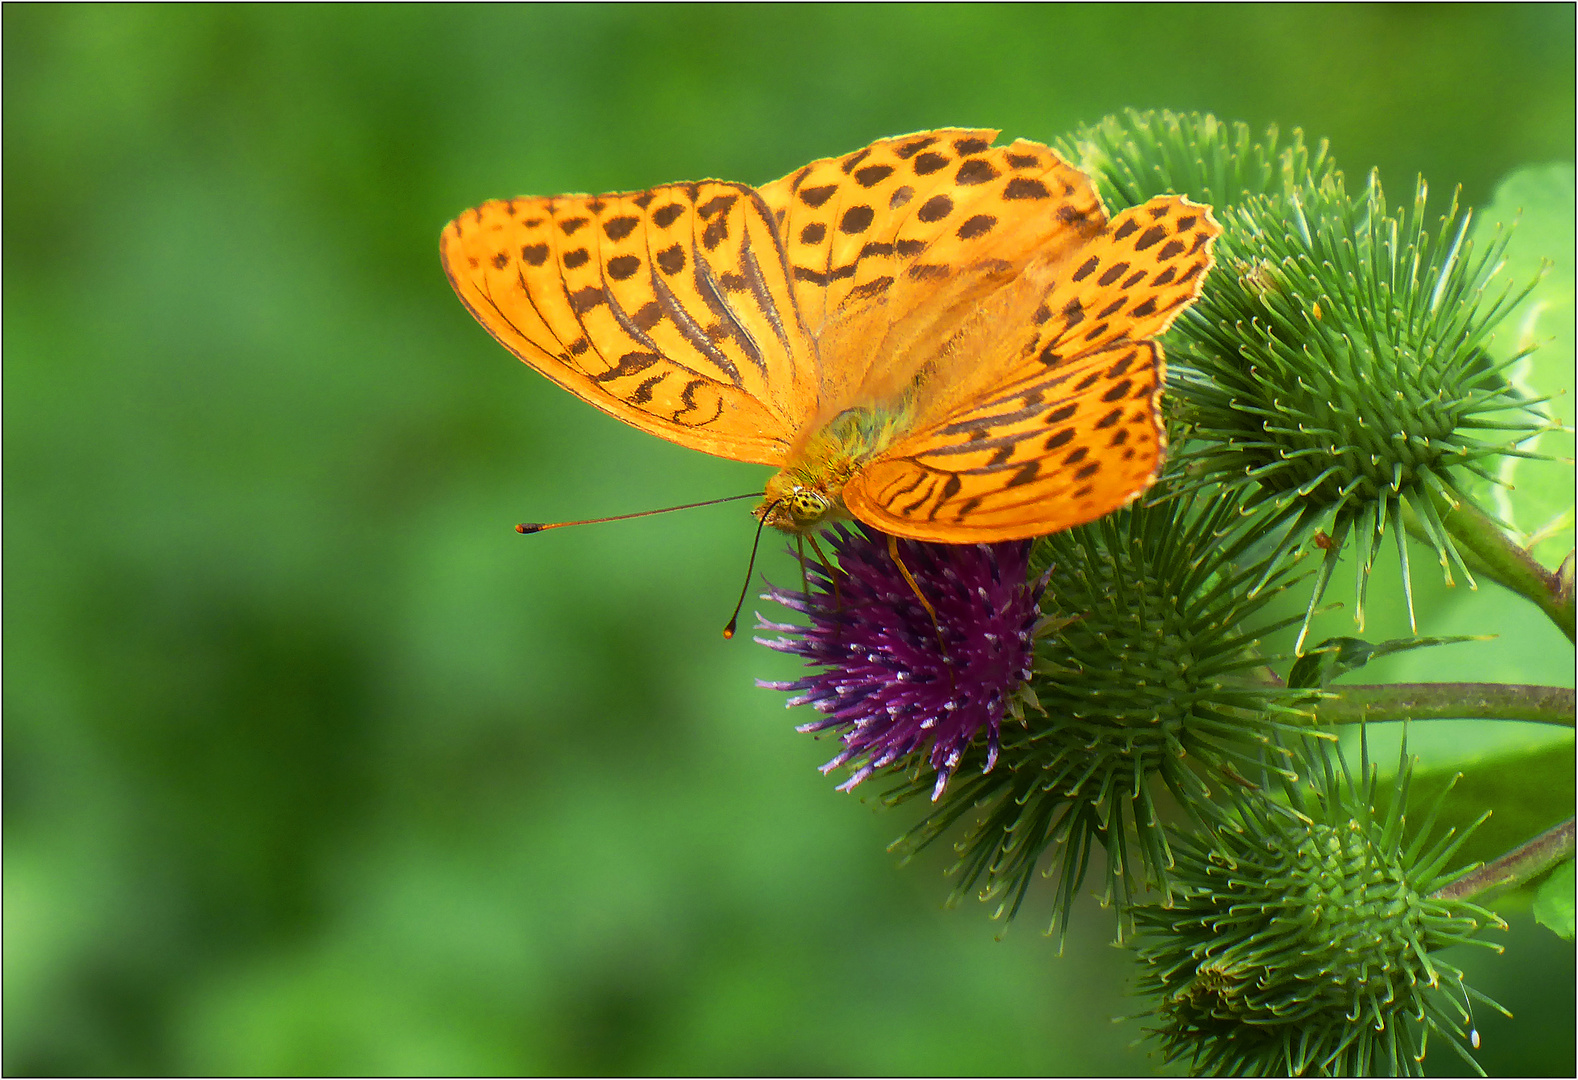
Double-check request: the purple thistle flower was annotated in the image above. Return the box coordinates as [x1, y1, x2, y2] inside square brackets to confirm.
[755, 525, 1047, 801]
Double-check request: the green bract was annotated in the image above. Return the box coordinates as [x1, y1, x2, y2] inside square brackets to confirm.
[1054, 108, 1334, 213]
[1132, 742, 1506, 1076]
[1058, 109, 1557, 649]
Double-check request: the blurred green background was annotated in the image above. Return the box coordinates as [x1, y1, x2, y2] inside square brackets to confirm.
[6, 5, 1574, 1075]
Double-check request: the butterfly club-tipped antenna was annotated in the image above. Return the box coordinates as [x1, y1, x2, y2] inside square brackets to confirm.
[723, 499, 784, 640]
[520, 491, 796, 643]
[515, 492, 760, 535]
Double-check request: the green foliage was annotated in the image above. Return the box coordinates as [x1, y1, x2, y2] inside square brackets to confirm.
[1532, 861, 1576, 941]
[1053, 109, 1333, 212]
[1165, 169, 1546, 649]
[1287, 634, 1487, 689]
[1056, 116, 1573, 1073]
[1404, 740, 1576, 875]
[1462, 165, 1577, 568]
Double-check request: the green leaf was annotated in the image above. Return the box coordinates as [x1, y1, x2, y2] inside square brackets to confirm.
[1466, 165, 1576, 569]
[1532, 859, 1575, 940]
[1401, 741, 1575, 875]
[1288, 634, 1488, 688]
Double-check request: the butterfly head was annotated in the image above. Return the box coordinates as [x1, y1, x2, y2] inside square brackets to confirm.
[757, 471, 847, 535]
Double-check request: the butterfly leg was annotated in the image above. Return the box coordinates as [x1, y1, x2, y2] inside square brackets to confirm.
[886, 534, 949, 662]
[805, 531, 843, 612]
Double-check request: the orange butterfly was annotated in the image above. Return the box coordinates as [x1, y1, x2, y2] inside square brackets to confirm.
[441, 129, 1219, 543]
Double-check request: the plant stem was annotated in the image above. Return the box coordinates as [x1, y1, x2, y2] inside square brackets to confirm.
[1313, 682, 1576, 725]
[1422, 496, 1577, 643]
[1433, 818, 1576, 902]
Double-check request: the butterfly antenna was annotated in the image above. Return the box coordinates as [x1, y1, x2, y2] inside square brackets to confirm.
[517, 493, 758, 534]
[723, 501, 779, 639]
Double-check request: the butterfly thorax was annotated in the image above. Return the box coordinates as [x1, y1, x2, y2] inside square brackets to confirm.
[757, 404, 908, 534]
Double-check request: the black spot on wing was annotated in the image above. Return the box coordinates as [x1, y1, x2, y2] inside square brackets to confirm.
[1005, 461, 1039, 488]
[854, 163, 894, 187]
[1135, 225, 1167, 250]
[893, 135, 937, 159]
[917, 194, 953, 223]
[799, 184, 837, 208]
[840, 205, 874, 234]
[1097, 262, 1130, 287]
[604, 216, 639, 241]
[568, 286, 605, 314]
[955, 158, 998, 185]
[592, 350, 660, 382]
[656, 244, 685, 275]
[957, 214, 996, 240]
[1003, 176, 1049, 200]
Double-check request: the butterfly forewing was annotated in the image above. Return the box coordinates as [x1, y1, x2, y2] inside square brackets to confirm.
[757, 129, 1106, 415]
[442, 183, 817, 466]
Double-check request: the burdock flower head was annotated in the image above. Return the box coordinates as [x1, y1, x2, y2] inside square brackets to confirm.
[755, 524, 1048, 800]
[1131, 737, 1506, 1077]
[1059, 108, 1556, 649]
[1055, 108, 1334, 216]
[1167, 169, 1550, 649]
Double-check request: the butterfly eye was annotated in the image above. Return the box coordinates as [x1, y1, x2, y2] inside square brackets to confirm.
[791, 489, 831, 520]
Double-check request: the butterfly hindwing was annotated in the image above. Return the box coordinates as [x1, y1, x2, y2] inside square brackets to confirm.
[842, 194, 1220, 542]
[842, 340, 1165, 542]
[1033, 195, 1221, 362]
[441, 183, 817, 466]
